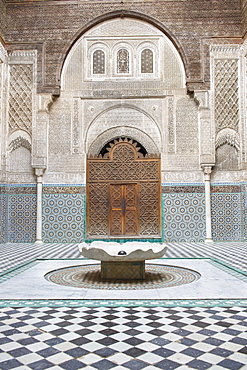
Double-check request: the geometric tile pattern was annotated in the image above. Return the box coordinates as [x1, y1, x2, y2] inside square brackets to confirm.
[8, 194, 37, 243]
[0, 194, 8, 243]
[163, 193, 206, 242]
[211, 193, 242, 241]
[42, 194, 85, 243]
[0, 305, 246, 370]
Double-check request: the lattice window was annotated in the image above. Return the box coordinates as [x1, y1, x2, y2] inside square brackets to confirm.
[9, 64, 33, 135]
[141, 49, 153, 73]
[117, 49, 129, 73]
[93, 50, 105, 74]
[214, 59, 239, 133]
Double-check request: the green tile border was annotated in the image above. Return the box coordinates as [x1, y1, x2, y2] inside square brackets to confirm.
[0, 299, 246, 308]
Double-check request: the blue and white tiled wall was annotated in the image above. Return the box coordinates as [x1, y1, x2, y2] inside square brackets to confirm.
[0, 183, 246, 243]
[42, 186, 85, 243]
[163, 186, 206, 242]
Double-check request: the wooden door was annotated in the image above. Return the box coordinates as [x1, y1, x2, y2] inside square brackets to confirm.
[110, 183, 139, 236]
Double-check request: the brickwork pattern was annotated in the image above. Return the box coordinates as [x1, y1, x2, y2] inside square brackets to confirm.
[4, 0, 243, 93]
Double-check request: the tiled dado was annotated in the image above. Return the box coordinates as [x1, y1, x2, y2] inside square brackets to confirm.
[163, 192, 206, 242]
[42, 185, 85, 243]
[0, 185, 37, 243]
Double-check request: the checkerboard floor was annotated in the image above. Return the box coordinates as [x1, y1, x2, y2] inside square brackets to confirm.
[0, 242, 247, 369]
[0, 305, 247, 370]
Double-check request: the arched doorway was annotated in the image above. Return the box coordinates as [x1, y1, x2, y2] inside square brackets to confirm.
[86, 138, 161, 239]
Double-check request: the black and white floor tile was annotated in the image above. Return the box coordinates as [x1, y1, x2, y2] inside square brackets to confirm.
[0, 305, 247, 370]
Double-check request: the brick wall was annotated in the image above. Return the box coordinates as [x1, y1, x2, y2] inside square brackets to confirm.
[0, 0, 6, 41]
[3, 0, 243, 94]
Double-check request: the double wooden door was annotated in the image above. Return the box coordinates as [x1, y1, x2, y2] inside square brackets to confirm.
[110, 183, 139, 236]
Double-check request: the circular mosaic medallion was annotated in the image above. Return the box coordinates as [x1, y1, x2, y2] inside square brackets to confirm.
[44, 264, 200, 290]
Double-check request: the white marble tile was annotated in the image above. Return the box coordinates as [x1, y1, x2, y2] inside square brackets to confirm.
[0, 259, 246, 300]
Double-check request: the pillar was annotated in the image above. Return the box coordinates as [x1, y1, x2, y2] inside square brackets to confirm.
[35, 168, 44, 244]
[202, 165, 213, 243]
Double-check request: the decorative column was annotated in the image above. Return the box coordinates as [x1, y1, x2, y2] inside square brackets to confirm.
[202, 165, 213, 243]
[35, 168, 45, 244]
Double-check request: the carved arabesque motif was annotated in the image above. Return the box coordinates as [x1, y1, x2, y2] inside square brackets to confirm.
[215, 59, 239, 133]
[9, 64, 33, 135]
[87, 138, 161, 238]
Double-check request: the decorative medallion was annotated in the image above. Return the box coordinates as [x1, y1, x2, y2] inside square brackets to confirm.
[44, 264, 200, 290]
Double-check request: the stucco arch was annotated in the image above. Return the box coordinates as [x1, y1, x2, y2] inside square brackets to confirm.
[59, 11, 187, 87]
[86, 105, 162, 155]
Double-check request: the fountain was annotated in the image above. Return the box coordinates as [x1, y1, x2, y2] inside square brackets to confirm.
[78, 241, 167, 280]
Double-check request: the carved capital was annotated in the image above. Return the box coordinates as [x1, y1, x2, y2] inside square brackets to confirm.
[201, 165, 213, 176]
[34, 168, 45, 178]
[194, 90, 210, 109]
[37, 94, 56, 113]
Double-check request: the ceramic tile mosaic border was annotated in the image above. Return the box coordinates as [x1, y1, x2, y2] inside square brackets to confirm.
[0, 299, 246, 307]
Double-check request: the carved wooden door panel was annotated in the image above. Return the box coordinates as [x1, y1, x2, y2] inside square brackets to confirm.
[86, 138, 161, 239]
[110, 183, 138, 236]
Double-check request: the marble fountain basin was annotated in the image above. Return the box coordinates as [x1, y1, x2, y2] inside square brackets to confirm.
[78, 241, 167, 280]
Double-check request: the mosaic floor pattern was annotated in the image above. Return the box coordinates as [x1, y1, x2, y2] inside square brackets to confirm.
[0, 242, 246, 369]
[45, 263, 200, 290]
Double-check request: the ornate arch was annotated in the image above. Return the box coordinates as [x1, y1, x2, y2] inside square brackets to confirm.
[57, 10, 189, 84]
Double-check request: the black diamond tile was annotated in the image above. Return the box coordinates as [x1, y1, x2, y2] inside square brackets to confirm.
[192, 321, 210, 328]
[179, 337, 197, 346]
[188, 315, 205, 321]
[187, 359, 211, 369]
[146, 321, 163, 328]
[0, 337, 12, 345]
[124, 337, 145, 346]
[122, 359, 148, 370]
[123, 329, 142, 336]
[56, 321, 73, 327]
[102, 314, 119, 320]
[65, 347, 89, 358]
[217, 359, 244, 370]
[99, 328, 118, 336]
[60, 315, 77, 320]
[230, 337, 247, 345]
[0, 359, 23, 369]
[38, 315, 54, 320]
[60, 359, 86, 370]
[124, 347, 146, 358]
[125, 309, 139, 314]
[44, 337, 64, 346]
[239, 347, 247, 354]
[79, 321, 94, 327]
[11, 321, 28, 328]
[49, 328, 69, 336]
[101, 321, 117, 328]
[7, 347, 31, 357]
[29, 359, 54, 370]
[74, 328, 93, 336]
[197, 329, 217, 336]
[202, 337, 224, 346]
[210, 347, 234, 357]
[125, 321, 140, 328]
[145, 314, 161, 321]
[153, 348, 175, 358]
[92, 359, 117, 370]
[82, 314, 97, 320]
[37, 347, 60, 358]
[97, 337, 118, 346]
[170, 321, 187, 328]
[71, 337, 91, 346]
[148, 328, 167, 336]
[166, 315, 183, 320]
[94, 347, 116, 358]
[155, 359, 180, 369]
[214, 321, 232, 328]
[181, 348, 204, 358]
[125, 315, 139, 321]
